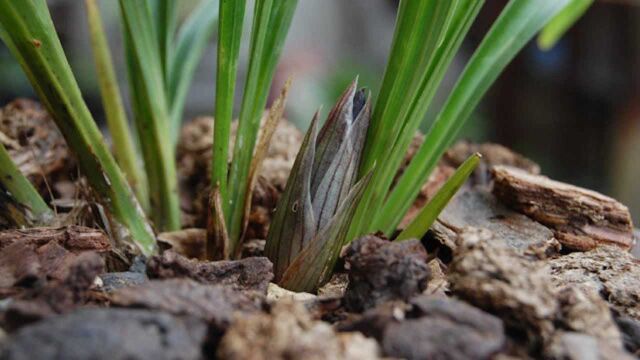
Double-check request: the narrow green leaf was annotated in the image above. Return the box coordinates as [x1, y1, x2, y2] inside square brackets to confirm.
[359, 0, 457, 174]
[538, 0, 593, 50]
[227, 0, 298, 252]
[168, 0, 219, 140]
[85, 0, 148, 210]
[0, 141, 52, 223]
[396, 153, 480, 241]
[120, 0, 181, 232]
[212, 0, 245, 219]
[378, 0, 571, 235]
[152, 0, 177, 83]
[350, 0, 483, 239]
[0, 0, 156, 254]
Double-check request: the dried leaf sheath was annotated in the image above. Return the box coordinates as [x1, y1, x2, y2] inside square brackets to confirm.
[265, 81, 371, 289]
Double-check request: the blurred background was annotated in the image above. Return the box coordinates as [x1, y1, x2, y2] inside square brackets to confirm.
[0, 0, 638, 223]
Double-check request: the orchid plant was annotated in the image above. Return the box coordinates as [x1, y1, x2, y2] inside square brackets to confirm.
[0, 0, 588, 292]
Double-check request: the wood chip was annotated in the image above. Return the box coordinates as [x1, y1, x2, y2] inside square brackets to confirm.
[492, 165, 635, 251]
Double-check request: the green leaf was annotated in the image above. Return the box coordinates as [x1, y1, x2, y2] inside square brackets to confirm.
[85, 0, 148, 210]
[211, 0, 246, 221]
[396, 153, 480, 241]
[168, 0, 219, 140]
[538, 0, 593, 51]
[377, 0, 572, 235]
[0, 0, 156, 254]
[227, 0, 298, 252]
[0, 141, 52, 224]
[120, 0, 181, 232]
[151, 0, 177, 83]
[350, 0, 483, 239]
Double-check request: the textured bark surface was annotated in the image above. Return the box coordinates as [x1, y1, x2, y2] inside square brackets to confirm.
[0, 226, 109, 288]
[493, 165, 635, 251]
[110, 279, 260, 327]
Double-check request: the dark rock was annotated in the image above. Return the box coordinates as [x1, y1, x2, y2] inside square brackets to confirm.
[3, 252, 104, 331]
[110, 279, 260, 329]
[343, 235, 429, 312]
[0, 308, 208, 360]
[147, 251, 273, 293]
[337, 301, 409, 340]
[129, 255, 147, 273]
[98, 272, 147, 292]
[615, 315, 640, 356]
[429, 189, 558, 261]
[383, 297, 506, 360]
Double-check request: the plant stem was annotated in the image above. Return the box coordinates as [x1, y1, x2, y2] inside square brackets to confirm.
[120, 0, 181, 232]
[226, 0, 298, 252]
[0, 0, 156, 254]
[213, 0, 246, 218]
[153, 0, 177, 84]
[0, 141, 52, 223]
[85, 0, 149, 210]
[168, 0, 219, 141]
[378, 0, 571, 235]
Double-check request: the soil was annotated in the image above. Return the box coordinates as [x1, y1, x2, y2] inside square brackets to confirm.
[1, 101, 639, 359]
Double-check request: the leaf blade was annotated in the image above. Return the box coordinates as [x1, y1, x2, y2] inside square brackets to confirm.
[396, 153, 480, 241]
[377, 0, 572, 235]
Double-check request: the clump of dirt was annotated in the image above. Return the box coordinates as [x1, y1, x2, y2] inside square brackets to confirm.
[0, 99, 72, 198]
[217, 300, 381, 360]
[449, 232, 626, 355]
[343, 235, 430, 312]
[545, 246, 640, 319]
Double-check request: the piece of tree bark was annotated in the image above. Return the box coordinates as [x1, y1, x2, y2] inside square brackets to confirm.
[492, 166, 635, 251]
